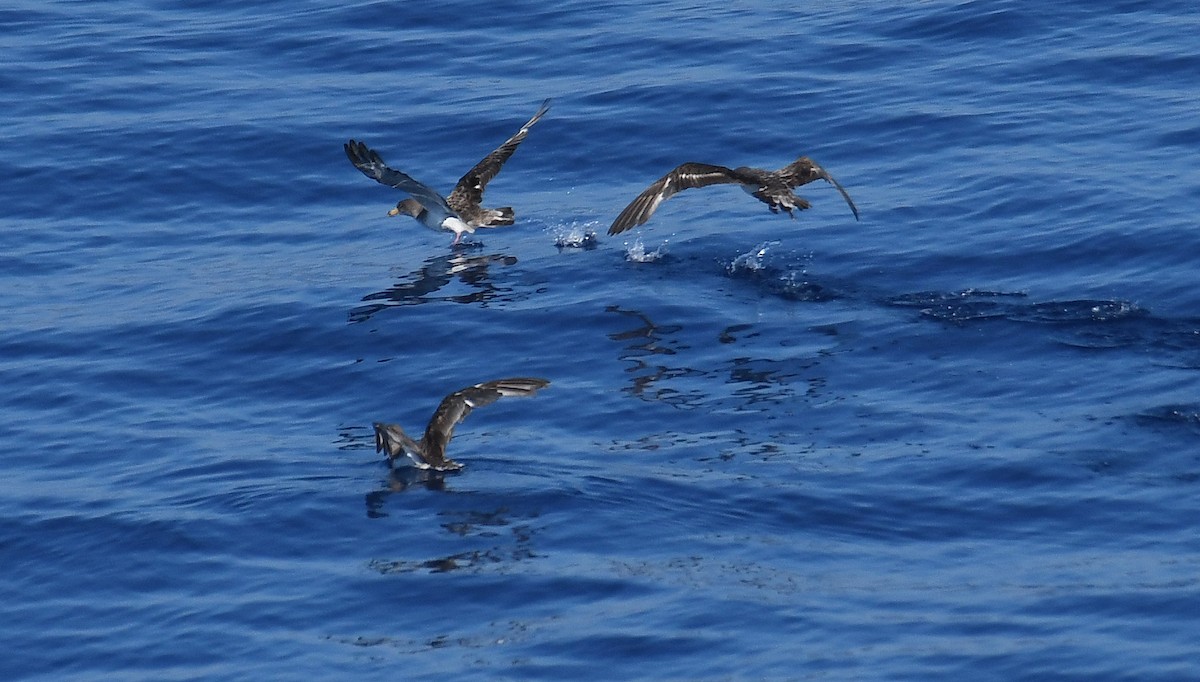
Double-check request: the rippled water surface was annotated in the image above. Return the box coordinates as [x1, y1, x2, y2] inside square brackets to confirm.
[3, 1, 1199, 679]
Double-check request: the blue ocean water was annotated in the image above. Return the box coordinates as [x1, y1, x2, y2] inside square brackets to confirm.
[3, 0, 1199, 679]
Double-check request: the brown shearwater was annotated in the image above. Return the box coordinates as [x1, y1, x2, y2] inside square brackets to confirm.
[345, 99, 551, 245]
[373, 378, 550, 471]
[608, 156, 859, 235]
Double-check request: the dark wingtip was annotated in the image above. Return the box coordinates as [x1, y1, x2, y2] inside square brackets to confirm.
[841, 188, 861, 221]
[344, 139, 385, 168]
[608, 210, 641, 236]
[345, 139, 369, 165]
[817, 166, 860, 222]
[371, 422, 385, 454]
[522, 99, 552, 128]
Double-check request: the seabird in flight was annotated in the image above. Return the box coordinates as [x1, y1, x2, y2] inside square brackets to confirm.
[373, 378, 550, 471]
[346, 98, 551, 245]
[609, 155, 859, 235]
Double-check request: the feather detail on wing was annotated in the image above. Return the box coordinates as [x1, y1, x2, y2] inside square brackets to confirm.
[448, 99, 552, 211]
[344, 139, 457, 217]
[608, 163, 751, 235]
[419, 378, 551, 467]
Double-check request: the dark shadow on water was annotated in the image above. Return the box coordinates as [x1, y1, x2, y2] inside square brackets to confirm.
[604, 305, 829, 413]
[605, 305, 704, 408]
[355, 433, 544, 574]
[365, 495, 541, 574]
[334, 424, 372, 452]
[364, 467, 455, 517]
[348, 247, 522, 323]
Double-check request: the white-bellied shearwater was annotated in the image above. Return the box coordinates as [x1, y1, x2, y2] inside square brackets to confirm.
[345, 99, 551, 245]
[373, 378, 550, 471]
[608, 156, 859, 235]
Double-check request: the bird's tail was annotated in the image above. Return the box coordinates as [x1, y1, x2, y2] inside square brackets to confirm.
[478, 207, 516, 228]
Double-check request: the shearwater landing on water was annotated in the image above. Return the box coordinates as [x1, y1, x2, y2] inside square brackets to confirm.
[373, 378, 550, 472]
[608, 155, 859, 236]
[345, 98, 551, 245]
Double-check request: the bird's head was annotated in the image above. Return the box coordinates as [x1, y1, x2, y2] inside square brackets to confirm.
[388, 198, 423, 218]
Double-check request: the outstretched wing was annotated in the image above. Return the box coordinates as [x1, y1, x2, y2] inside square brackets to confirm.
[344, 139, 458, 218]
[779, 156, 859, 221]
[448, 99, 552, 211]
[608, 163, 752, 235]
[420, 377, 551, 467]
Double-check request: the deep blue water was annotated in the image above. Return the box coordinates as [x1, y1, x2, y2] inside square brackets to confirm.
[3, 1, 1200, 679]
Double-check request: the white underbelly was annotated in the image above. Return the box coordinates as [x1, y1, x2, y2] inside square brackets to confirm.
[441, 216, 473, 234]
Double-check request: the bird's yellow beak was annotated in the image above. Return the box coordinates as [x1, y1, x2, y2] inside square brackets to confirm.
[387, 207, 400, 216]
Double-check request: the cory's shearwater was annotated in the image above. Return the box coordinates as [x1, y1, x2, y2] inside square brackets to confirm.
[608, 155, 859, 235]
[373, 378, 550, 471]
[346, 98, 551, 245]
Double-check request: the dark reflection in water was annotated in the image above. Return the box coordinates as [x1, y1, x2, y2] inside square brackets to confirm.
[353, 417, 543, 573]
[605, 305, 703, 408]
[348, 248, 522, 323]
[366, 504, 540, 575]
[364, 468, 453, 518]
[333, 424, 369, 452]
[718, 323, 755, 344]
[605, 305, 827, 412]
[337, 424, 453, 516]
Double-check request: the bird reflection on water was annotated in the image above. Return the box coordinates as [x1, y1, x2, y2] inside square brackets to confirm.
[605, 305, 828, 414]
[348, 249, 522, 323]
[364, 467, 454, 517]
[605, 305, 703, 408]
[364, 486, 540, 574]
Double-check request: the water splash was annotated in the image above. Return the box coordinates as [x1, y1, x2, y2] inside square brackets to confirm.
[723, 241, 832, 301]
[552, 222, 600, 250]
[624, 236, 669, 263]
[726, 241, 780, 274]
